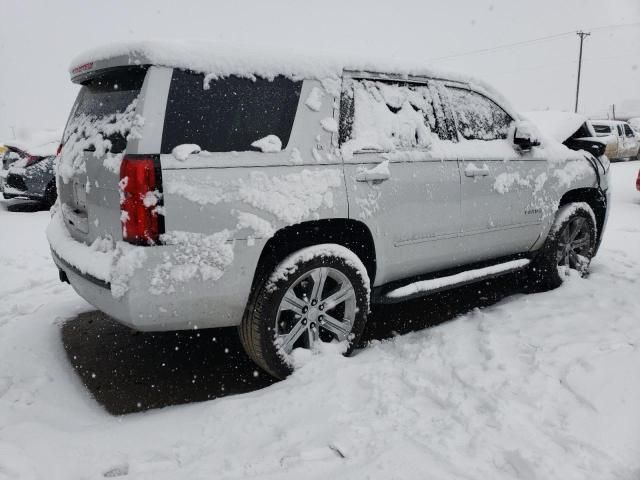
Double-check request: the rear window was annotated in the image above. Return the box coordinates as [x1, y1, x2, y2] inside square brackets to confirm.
[593, 124, 611, 134]
[161, 70, 302, 153]
[64, 67, 147, 154]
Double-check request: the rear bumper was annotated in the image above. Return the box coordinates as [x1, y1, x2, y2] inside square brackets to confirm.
[48, 212, 262, 332]
[2, 185, 45, 201]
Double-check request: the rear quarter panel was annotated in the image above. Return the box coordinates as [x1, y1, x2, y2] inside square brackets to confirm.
[157, 79, 347, 306]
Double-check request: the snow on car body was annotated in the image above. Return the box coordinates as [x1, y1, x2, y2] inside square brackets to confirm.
[47, 41, 610, 378]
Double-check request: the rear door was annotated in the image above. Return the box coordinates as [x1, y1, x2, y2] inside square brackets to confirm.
[58, 66, 148, 244]
[445, 85, 546, 262]
[341, 75, 462, 285]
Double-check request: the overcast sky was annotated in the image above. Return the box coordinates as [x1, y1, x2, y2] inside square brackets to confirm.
[1, 0, 639, 140]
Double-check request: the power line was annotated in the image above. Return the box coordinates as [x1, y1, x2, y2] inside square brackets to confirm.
[428, 32, 572, 61]
[428, 21, 640, 62]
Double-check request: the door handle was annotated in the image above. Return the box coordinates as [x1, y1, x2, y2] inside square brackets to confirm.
[464, 164, 490, 177]
[355, 161, 391, 183]
[355, 171, 391, 182]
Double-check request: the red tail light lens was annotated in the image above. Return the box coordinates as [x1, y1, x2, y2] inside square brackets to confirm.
[56, 144, 63, 156]
[119, 156, 163, 245]
[636, 169, 640, 192]
[23, 155, 43, 167]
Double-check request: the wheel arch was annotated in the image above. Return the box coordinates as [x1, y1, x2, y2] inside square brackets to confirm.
[251, 218, 377, 291]
[558, 187, 607, 249]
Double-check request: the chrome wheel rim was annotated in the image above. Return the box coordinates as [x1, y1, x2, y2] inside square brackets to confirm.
[556, 217, 592, 271]
[274, 267, 357, 354]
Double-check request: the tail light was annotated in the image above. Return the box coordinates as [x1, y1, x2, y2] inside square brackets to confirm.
[636, 169, 640, 192]
[56, 144, 63, 156]
[119, 155, 163, 245]
[23, 155, 43, 167]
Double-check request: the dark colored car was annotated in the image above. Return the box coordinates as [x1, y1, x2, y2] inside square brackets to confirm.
[3, 151, 57, 207]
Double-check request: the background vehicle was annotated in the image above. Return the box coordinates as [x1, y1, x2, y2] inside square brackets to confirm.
[48, 42, 610, 379]
[591, 120, 640, 160]
[3, 154, 57, 207]
[1, 130, 60, 202]
[525, 111, 608, 161]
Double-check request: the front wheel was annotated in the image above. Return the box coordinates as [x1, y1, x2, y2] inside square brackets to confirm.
[526, 203, 597, 292]
[239, 244, 370, 379]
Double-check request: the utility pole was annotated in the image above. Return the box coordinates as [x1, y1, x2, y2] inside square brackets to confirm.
[574, 31, 590, 113]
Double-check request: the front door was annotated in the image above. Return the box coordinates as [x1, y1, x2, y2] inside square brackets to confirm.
[340, 75, 463, 285]
[444, 85, 545, 263]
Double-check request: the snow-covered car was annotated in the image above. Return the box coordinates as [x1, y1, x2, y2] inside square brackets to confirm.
[48, 42, 611, 379]
[1, 131, 61, 200]
[0, 146, 24, 193]
[3, 154, 57, 207]
[591, 120, 639, 161]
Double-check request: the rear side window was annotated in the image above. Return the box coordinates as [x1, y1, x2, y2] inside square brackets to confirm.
[161, 70, 302, 153]
[339, 78, 454, 151]
[64, 67, 147, 154]
[617, 125, 624, 136]
[446, 87, 513, 140]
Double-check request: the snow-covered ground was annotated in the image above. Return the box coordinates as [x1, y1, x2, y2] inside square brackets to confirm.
[1, 162, 639, 479]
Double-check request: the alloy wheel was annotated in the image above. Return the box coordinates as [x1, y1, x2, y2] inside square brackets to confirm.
[556, 216, 592, 272]
[274, 267, 357, 354]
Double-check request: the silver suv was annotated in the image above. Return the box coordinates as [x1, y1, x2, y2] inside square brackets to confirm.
[48, 43, 610, 379]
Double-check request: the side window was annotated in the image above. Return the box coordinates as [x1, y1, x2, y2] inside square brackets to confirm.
[339, 78, 453, 150]
[446, 87, 513, 140]
[161, 70, 302, 153]
[624, 124, 634, 137]
[616, 125, 624, 136]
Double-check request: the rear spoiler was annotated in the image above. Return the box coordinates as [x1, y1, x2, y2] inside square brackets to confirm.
[69, 53, 148, 83]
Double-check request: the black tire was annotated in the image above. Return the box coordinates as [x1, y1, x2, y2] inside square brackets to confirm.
[239, 244, 370, 380]
[526, 203, 597, 292]
[43, 181, 57, 208]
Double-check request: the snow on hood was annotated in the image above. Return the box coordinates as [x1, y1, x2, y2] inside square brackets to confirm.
[70, 40, 517, 116]
[3, 128, 62, 157]
[524, 111, 590, 143]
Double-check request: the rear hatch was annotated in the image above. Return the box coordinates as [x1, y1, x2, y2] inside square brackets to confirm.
[58, 66, 148, 245]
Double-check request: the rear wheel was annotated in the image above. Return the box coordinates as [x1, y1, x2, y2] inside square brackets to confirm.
[43, 181, 57, 208]
[239, 244, 370, 379]
[526, 203, 597, 292]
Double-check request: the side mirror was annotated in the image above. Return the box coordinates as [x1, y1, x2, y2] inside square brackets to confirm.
[512, 122, 541, 151]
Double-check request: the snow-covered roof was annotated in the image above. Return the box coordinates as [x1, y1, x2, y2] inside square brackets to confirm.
[71, 40, 463, 80]
[70, 40, 515, 113]
[3, 128, 62, 157]
[524, 111, 591, 143]
[590, 119, 625, 126]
